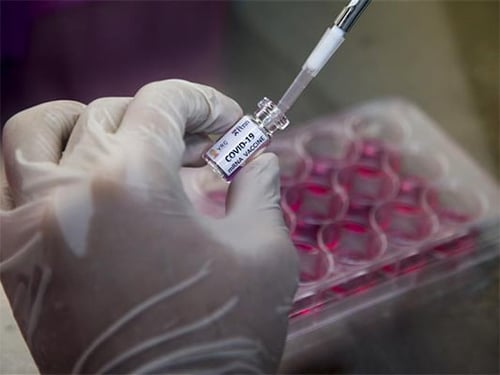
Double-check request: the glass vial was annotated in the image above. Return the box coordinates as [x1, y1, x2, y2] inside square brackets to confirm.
[203, 97, 290, 182]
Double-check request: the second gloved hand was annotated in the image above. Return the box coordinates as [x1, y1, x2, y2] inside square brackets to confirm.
[1, 80, 298, 373]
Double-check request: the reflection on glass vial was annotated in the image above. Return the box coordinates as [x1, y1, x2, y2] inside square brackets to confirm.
[203, 98, 290, 181]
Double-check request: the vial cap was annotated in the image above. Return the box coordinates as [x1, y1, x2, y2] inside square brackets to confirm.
[254, 97, 290, 133]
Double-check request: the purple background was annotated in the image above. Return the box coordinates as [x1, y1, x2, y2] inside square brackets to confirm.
[1, 0, 229, 125]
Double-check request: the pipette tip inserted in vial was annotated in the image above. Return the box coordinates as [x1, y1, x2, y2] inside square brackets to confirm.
[203, 0, 372, 182]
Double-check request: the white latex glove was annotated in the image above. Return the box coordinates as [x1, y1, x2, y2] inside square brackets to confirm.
[0, 80, 298, 374]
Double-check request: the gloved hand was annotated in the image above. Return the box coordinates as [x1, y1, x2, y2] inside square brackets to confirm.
[0, 80, 298, 374]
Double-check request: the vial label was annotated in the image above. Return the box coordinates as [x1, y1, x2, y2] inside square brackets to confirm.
[205, 116, 270, 177]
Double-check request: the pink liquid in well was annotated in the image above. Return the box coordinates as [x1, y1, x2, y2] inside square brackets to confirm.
[344, 206, 372, 225]
[388, 149, 444, 207]
[303, 132, 358, 177]
[283, 182, 346, 226]
[270, 145, 308, 187]
[279, 157, 307, 186]
[309, 161, 339, 181]
[291, 224, 322, 245]
[357, 138, 395, 168]
[337, 164, 397, 206]
[320, 221, 385, 265]
[350, 117, 408, 145]
[374, 202, 436, 244]
[397, 176, 427, 202]
[295, 242, 331, 284]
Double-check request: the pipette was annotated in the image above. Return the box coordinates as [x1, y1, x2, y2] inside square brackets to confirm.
[278, 0, 371, 113]
[204, 0, 372, 182]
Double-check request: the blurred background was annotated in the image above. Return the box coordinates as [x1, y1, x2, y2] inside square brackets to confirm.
[1, 0, 498, 177]
[0, 1, 498, 373]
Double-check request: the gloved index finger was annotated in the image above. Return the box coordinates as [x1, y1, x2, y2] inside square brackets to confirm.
[117, 80, 242, 167]
[2, 101, 85, 207]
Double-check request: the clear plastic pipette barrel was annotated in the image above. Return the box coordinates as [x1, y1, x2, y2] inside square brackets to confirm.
[278, 69, 315, 114]
[277, 0, 371, 114]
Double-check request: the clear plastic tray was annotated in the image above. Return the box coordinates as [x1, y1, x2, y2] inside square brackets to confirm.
[197, 98, 499, 358]
[272, 99, 499, 370]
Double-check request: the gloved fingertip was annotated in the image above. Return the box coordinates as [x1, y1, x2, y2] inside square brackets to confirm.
[198, 85, 244, 134]
[226, 152, 281, 216]
[222, 96, 244, 126]
[248, 152, 280, 176]
[182, 134, 213, 167]
[233, 152, 280, 187]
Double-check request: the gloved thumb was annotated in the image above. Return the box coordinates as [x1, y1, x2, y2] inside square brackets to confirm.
[225, 153, 285, 227]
